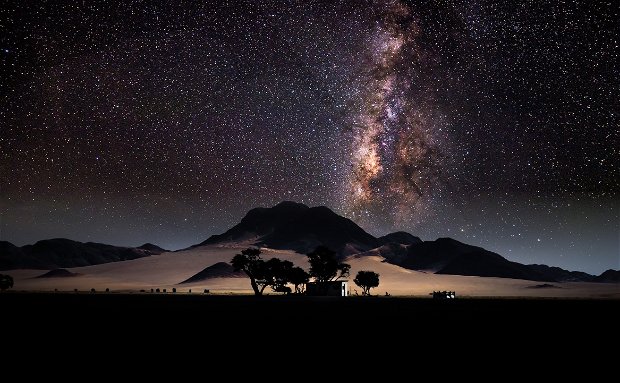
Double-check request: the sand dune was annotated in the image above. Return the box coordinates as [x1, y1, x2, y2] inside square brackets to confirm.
[179, 262, 246, 284]
[36, 269, 80, 278]
[7, 245, 619, 298]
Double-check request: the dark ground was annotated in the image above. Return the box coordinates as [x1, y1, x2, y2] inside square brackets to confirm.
[2, 293, 617, 369]
[2, 292, 616, 326]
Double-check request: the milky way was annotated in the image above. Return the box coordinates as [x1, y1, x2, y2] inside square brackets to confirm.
[1, 1, 618, 273]
[346, 1, 447, 228]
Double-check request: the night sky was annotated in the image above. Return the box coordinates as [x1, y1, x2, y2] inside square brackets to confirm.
[1, 0, 618, 274]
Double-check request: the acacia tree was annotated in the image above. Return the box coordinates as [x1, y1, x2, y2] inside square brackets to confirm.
[231, 248, 270, 296]
[0, 274, 14, 291]
[232, 249, 303, 295]
[264, 258, 293, 294]
[288, 266, 310, 294]
[354, 270, 380, 296]
[307, 246, 350, 295]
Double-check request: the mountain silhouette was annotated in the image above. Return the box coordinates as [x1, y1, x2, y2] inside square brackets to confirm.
[375, 237, 583, 282]
[377, 231, 422, 246]
[355, 242, 410, 262]
[526, 264, 594, 282]
[137, 243, 168, 254]
[3, 202, 608, 283]
[179, 262, 246, 284]
[195, 202, 603, 282]
[0, 241, 30, 269]
[436, 249, 549, 281]
[594, 269, 620, 283]
[379, 238, 484, 271]
[0, 238, 160, 270]
[195, 201, 379, 254]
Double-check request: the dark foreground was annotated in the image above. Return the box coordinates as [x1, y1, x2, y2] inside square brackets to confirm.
[4, 293, 614, 372]
[3, 292, 617, 327]
[3, 292, 618, 366]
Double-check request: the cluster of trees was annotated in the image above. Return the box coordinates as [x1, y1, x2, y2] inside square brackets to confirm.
[0, 274, 14, 291]
[231, 248, 310, 296]
[232, 246, 380, 296]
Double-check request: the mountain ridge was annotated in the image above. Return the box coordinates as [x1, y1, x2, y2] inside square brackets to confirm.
[0, 238, 163, 270]
[193, 202, 610, 283]
[1, 202, 614, 283]
[195, 201, 379, 255]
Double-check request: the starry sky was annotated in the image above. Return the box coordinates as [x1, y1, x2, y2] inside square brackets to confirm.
[1, 0, 618, 274]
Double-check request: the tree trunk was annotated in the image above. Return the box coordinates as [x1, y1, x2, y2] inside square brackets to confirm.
[249, 277, 262, 296]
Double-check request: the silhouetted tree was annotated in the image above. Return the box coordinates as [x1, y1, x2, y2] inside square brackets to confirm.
[288, 266, 310, 294]
[232, 248, 315, 295]
[354, 270, 380, 296]
[264, 258, 294, 294]
[0, 274, 14, 291]
[307, 246, 350, 284]
[231, 248, 270, 296]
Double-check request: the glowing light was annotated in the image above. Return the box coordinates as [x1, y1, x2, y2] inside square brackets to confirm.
[345, 0, 445, 229]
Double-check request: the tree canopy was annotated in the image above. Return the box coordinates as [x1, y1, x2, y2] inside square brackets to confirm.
[288, 266, 310, 294]
[354, 270, 380, 296]
[263, 258, 294, 294]
[231, 248, 307, 295]
[307, 246, 350, 283]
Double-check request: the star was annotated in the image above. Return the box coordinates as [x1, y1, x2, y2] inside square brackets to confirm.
[0, 0, 616, 274]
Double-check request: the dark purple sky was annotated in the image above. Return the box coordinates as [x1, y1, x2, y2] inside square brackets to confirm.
[1, 0, 618, 274]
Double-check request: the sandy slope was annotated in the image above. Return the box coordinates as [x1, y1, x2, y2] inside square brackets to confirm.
[7, 245, 620, 298]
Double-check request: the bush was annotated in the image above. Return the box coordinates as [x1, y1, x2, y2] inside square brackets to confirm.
[0, 274, 14, 291]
